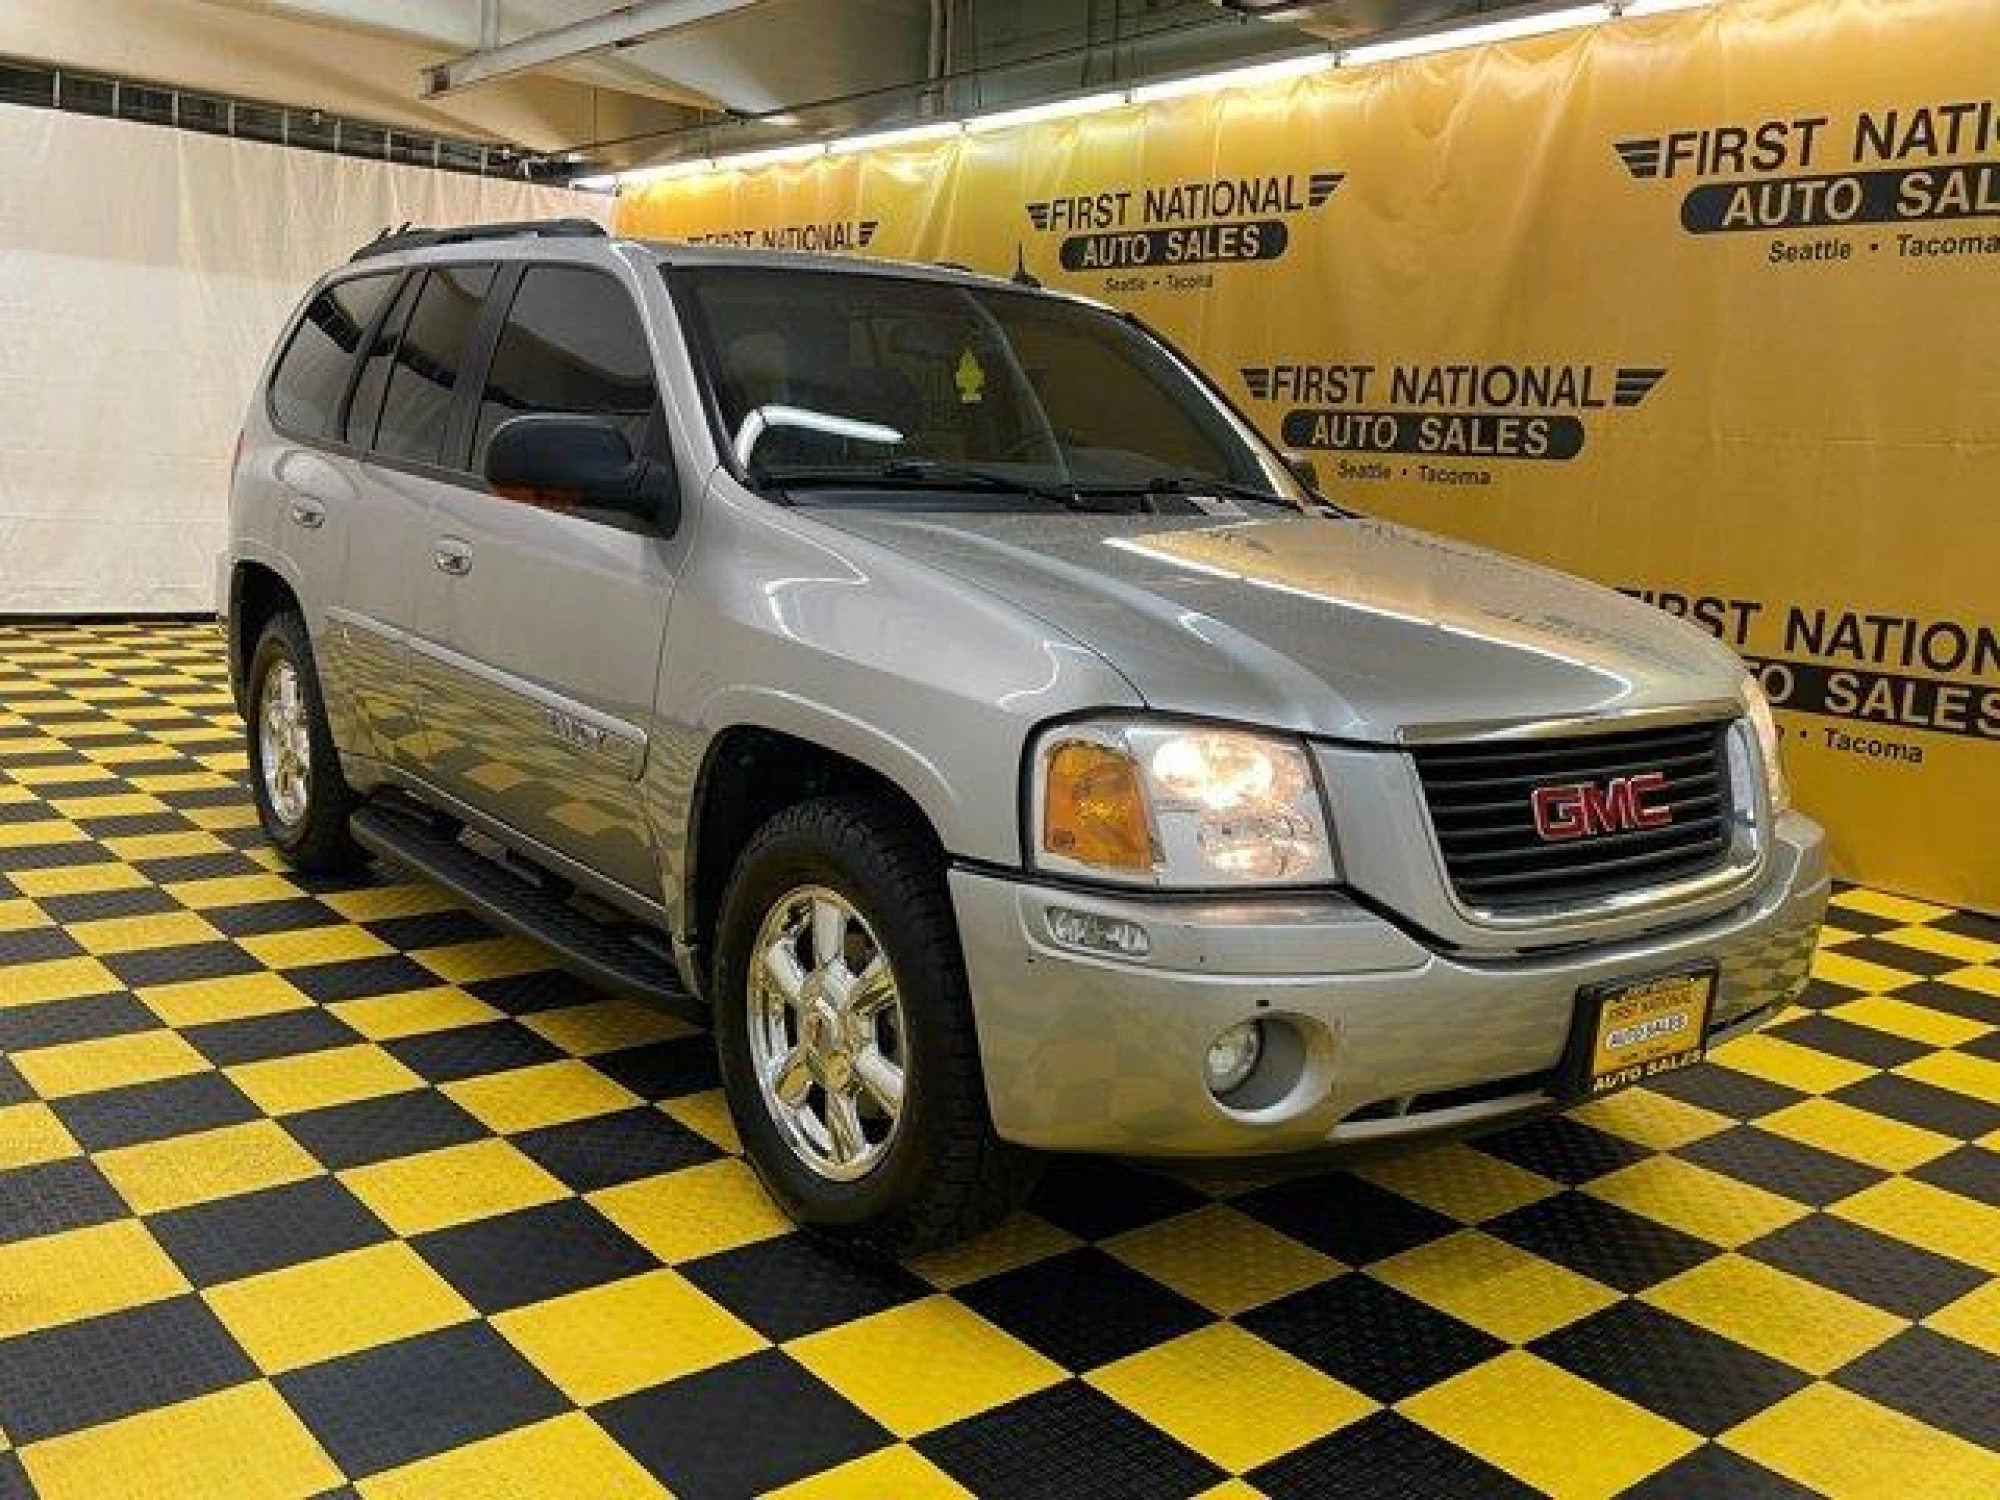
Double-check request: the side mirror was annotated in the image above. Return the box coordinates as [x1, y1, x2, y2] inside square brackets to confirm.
[1280, 450, 1322, 493]
[483, 414, 678, 528]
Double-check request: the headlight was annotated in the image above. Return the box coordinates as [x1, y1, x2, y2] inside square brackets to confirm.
[1742, 676, 1791, 816]
[1032, 719, 1337, 887]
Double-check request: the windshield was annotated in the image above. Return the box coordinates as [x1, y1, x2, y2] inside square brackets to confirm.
[673, 266, 1306, 504]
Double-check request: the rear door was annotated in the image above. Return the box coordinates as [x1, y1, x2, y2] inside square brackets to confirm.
[411, 261, 682, 900]
[333, 262, 499, 770]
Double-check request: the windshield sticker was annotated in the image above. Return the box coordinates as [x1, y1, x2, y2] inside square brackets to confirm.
[954, 349, 986, 404]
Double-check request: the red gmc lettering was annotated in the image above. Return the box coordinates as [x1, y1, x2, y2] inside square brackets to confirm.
[1531, 771, 1673, 841]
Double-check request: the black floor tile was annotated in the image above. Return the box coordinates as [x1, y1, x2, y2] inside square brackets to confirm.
[1910, 1145, 2000, 1207]
[53, 1070, 262, 1152]
[0, 1157, 129, 1245]
[286, 954, 452, 1007]
[412, 1198, 656, 1315]
[0, 992, 159, 1053]
[512, 1106, 719, 1194]
[1027, 1158, 1208, 1242]
[1250, 1410, 1538, 1500]
[1642, 1062, 1806, 1121]
[149, 1175, 393, 1287]
[1472, 1115, 1653, 1185]
[1678, 1124, 1885, 1207]
[1833, 1326, 2000, 1448]
[1241, 1274, 1503, 1403]
[1745, 1213, 1987, 1320]
[385, 1021, 567, 1086]
[282, 1088, 490, 1171]
[1487, 1191, 1713, 1294]
[1767, 1012, 1927, 1069]
[1532, 1301, 1808, 1435]
[102, 941, 262, 990]
[586, 1036, 720, 1102]
[1621, 1444, 1820, 1499]
[0, 1296, 256, 1445]
[955, 1247, 1211, 1372]
[919, 1379, 1220, 1500]
[598, 1351, 891, 1500]
[681, 1232, 927, 1341]
[181, 1007, 364, 1067]
[1233, 1172, 1457, 1266]
[276, 1322, 567, 1479]
[1829, 1073, 2000, 1142]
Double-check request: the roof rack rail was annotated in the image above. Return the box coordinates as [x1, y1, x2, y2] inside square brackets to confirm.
[350, 217, 607, 262]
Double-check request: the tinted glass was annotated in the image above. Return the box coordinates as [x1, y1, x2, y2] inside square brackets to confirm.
[678, 267, 1289, 495]
[374, 264, 496, 465]
[474, 268, 658, 460]
[344, 274, 419, 447]
[268, 274, 394, 437]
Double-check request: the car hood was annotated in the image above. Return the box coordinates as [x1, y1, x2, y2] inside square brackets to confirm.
[802, 506, 1748, 743]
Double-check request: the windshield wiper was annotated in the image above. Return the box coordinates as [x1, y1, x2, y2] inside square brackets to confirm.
[1070, 475, 1328, 513]
[755, 461, 1143, 512]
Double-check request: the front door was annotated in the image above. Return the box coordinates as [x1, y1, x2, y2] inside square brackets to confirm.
[411, 263, 682, 901]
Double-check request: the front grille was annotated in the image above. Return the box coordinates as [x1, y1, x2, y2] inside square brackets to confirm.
[1412, 719, 1736, 913]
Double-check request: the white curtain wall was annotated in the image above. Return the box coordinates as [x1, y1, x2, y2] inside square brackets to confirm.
[0, 107, 608, 613]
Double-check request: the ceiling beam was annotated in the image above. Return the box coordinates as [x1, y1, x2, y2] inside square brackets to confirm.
[421, 0, 762, 98]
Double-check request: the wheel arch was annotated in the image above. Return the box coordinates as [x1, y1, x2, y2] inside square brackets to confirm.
[227, 559, 303, 714]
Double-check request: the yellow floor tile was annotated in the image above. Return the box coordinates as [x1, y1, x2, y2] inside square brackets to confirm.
[358, 1413, 669, 1500]
[1585, 1155, 1809, 1248]
[12, 1028, 208, 1099]
[159, 872, 303, 910]
[790, 1296, 1064, 1438]
[330, 985, 504, 1041]
[96, 1119, 321, 1215]
[1724, 1383, 2000, 1497]
[908, 1211, 1082, 1290]
[0, 1102, 80, 1170]
[226, 1042, 425, 1116]
[589, 1158, 791, 1263]
[1833, 1177, 2000, 1273]
[443, 1059, 645, 1135]
[494, 1267, 766, 1406]
[206, 1242, 477, 1375]
[523, 997, 695, 1057]
[0, 898, 52, 933]
[1895, 1049, 2000, 1104]
[318, 883, 465, 923]
[1925, 1279, 2000, 1356]
[19, 1382, 342, 1500]
[138, 971, 312, 1028]
[0, 1219, 189, 1338]
[4, 863, 148, 899]
[236, 924, 395, 970]
[100, 829, 231, 862]
[1879, 922, 2000, 965]
[1943, 963, 2000, 999]
[1104, 1204, 1342, 1315]
[414, 935, 556, 984]
[48, 792, 169, 820]
[1758, 1096, 1957, 1173]
[1826, 993, 1992, 1049]
[0, 819, 85, 851]
[1809, 948, 1924, 996]
[1355, 1142, 1559, 1224]
[765, 1444, 971, 1499]
[659, 1089, 741, 1154]
[1573, 1087, 1734, 1152]
[341, 1138, 570, 1236]
[0, 954, 122, 1010]
[1370, 1230, 1621, 1345]
[1400, 1350, 1699, 1499]
[1830, 888, 1956, 924]
[1090, 1323, 1374, 1473]
[1641, 1254, 1902, 1376]
[1708, 1032, 1877, 1095]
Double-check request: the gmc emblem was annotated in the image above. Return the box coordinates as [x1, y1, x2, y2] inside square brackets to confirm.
[1531, 772, 1673, 842]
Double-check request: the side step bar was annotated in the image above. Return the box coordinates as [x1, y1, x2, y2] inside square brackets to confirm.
[350, 801, 702, 1022]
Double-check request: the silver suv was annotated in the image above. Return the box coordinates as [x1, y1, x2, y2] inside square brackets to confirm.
[223, 219, 1827, 1253]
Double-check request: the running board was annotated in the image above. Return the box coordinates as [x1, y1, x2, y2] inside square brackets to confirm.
[350, 801, 701, 1021]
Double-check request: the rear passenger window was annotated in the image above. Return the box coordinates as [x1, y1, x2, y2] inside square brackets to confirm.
[474, 267, 659, 461]
[343, 274, 419, 448]
[268, 274, 395, 438]
[374, 264, 496, 465]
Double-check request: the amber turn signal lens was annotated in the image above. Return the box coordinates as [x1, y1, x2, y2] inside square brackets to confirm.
[1042, 740, 1154, 872]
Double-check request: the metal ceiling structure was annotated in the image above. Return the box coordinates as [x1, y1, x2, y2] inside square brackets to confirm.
[0, 1, 1630, 176]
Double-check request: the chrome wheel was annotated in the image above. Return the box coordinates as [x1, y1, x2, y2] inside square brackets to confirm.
[257, 658, 312, 828]
[746, 885, 908, 1182]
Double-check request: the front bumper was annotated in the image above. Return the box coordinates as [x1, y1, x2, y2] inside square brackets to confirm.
[950, 812, 1827, 1155]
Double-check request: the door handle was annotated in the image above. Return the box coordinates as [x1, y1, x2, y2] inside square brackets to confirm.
[288, 497, 326, 530]
[434, 538, 473, 576]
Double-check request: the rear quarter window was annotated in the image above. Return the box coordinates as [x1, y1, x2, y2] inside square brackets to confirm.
[268, 274, 397, 438]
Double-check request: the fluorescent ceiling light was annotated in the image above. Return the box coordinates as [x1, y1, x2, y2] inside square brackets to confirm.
[1341, 0, 1714, 65]
[711, 140, 829, 170]
[829, 119, 964, 154]
[963, 91, 1127, 134]
[569, 173, 619, 191]
[615, 156, 718, 186]
[1130, 50, 1334, 103]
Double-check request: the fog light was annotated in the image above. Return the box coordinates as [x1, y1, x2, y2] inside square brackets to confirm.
[1045, 906, 1151, 957]
[1205, 1020, 1264, 1096]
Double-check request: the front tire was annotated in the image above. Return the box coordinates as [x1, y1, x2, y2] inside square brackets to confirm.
[245, 609, 363, 874]
[713, 794, 1039, 1256]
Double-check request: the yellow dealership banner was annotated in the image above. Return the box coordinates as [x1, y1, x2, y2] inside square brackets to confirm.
[621, 0, 2000, 913]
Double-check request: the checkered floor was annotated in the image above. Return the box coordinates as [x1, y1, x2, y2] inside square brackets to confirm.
[0, 621, 1995, 1499]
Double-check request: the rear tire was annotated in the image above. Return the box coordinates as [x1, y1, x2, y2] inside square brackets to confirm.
[713, 794, 1039, 1257]
[245, 609, 364, 874]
